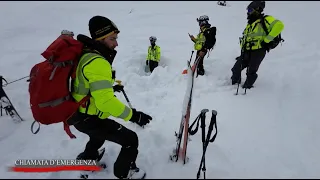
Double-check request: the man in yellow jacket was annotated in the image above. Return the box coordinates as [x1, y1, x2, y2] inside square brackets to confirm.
[189, 15, 216, 76]
[146, 36, 161, 73]
[68, 16, 152, 179]
[231, 1, 284, 89]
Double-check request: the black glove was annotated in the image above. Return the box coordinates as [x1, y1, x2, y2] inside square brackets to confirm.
[129, 108, 152, 127]
[113, 85, 124, 92]
[260, 41, 270, 52]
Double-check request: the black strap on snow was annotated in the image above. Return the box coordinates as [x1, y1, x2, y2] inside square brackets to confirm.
[31, 120, 40, 134]
[188, 109, 218, 179]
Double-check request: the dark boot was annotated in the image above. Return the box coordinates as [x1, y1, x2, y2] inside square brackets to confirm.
[242, 73, 257, 89]
[231, 56, 246, 85]
[76, 148, 104, 161]
[231, 68, 241, 85]
[197, 66, 205, 76]
[231, 76, 241, 85]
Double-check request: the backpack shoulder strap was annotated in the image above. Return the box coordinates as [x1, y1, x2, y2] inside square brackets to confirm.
[260, 15, 269, 35]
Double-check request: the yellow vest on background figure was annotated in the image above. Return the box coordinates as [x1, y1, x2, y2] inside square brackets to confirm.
[193, 26, 208, 51]
[146, 36, 161, 63]
[146, 45, 161, 62]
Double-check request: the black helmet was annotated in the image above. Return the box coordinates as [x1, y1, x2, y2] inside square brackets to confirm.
[247, 1, 265, 13]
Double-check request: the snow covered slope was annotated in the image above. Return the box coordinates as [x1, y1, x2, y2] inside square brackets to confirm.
[0, 1, 319, 178]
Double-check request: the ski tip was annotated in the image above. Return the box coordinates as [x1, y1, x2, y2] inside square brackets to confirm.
[201, 109, 209, 113]
[141, 172, 147, 179]
[211, 110, 218, 116]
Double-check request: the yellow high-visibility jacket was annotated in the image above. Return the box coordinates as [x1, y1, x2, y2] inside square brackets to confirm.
[241, 15, 284, 50]
[192, 26, 210, 51]
[146, 45, 161, 62]
[71, 52, 132, 121]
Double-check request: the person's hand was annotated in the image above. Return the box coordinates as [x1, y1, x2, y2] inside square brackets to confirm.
[189, 33, 195, 41]
[129, 109, 152, 127]
[113, 84, 124, 92]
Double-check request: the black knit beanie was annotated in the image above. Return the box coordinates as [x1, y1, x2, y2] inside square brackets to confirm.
[89, 15, 120, 40]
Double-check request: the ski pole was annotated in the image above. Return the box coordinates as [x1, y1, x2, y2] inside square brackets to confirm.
[196, 110, 218, 179]
[235, 37, 246, 95]
[182, 51, 195, 74]
[190, 50, 195, 63]
[200, 109, 207, 179]
[115, 80, 133, 108]
[2, 75, 29, 87]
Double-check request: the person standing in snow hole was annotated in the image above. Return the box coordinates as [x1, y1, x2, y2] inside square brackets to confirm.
[231, 1, 284, 89]
[67, 15, 152, 179]
[189, 15, 216, 76]
[146, 36, 161, 73]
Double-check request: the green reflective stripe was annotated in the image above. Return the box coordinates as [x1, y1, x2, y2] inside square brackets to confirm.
[265, 35, 274, 41]
[268, 19, 279, 30]
[90, 80, 113, 92]
[257, 25, 265, 36]
[73, 85, 90, 95]
[76, 53, 103, 95]
[117, 106, 131, 119]
[248, 25, 266, 38]
[77, 53, 91, 95]
[247, 32, 264, 37]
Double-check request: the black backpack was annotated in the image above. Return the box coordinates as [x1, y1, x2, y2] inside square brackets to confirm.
[260, 15, 284, 50]
[203, 26, 217, 50]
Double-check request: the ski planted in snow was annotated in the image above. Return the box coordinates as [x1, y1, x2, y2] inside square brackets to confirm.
[0, 76, 24, 122]
[170, 51, 201, 164]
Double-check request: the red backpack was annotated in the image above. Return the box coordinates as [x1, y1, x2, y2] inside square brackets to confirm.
[29, 34, 89, 139]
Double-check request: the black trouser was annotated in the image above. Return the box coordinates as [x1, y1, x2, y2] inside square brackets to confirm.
[231, 48, 266, 87]
[196, 50, 207, 71]
[147, 60, 158, 72]
[71, 112, 139, 179]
